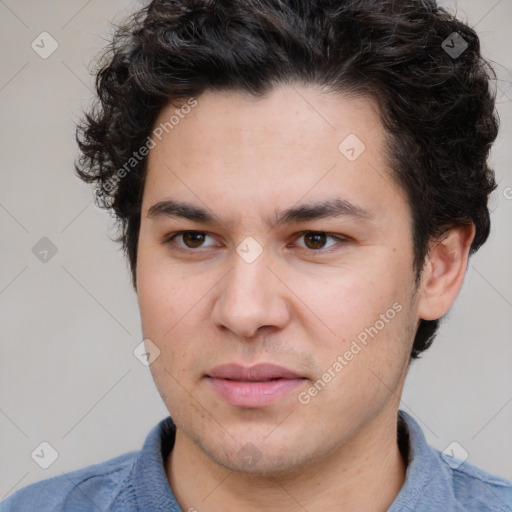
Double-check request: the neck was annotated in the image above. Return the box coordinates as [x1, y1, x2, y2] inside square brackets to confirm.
[166, 409, 407, 512]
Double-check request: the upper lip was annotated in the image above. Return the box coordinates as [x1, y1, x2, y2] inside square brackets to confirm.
[208, 363, 304, 381]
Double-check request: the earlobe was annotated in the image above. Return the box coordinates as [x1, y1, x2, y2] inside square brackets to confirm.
[417, 224, 476, 321]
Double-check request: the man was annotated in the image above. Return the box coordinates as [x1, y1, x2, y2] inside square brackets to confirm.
[2, 0, 511, 511]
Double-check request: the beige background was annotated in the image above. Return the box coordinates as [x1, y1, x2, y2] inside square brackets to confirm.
[1, 0, 511, 499]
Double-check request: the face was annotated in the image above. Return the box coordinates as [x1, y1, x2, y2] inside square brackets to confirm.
[136, 85, 420, 476]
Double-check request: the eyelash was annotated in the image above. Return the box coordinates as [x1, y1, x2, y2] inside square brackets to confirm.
[163, 230, 348, 254]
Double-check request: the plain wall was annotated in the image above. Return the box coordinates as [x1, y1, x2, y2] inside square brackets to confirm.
[1, 0, 511, 499]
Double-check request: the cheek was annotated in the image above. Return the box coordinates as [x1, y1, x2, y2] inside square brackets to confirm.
[136, 240, 193, 336]
[138, 266, 201, 404]
[310, 299, 415, 418]
[294, 265, 408, 348]
[137, 272, 175, 337]
[136, 245, 213, 378]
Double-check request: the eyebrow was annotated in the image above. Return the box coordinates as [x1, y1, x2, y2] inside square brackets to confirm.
[146, 197, 373, 228]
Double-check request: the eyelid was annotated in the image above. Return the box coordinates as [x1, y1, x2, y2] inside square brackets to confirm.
[164, 230, 220, 249]
[290, 231, 349, 251]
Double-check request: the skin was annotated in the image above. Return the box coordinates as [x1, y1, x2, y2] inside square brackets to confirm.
[136, 85, 475, 511]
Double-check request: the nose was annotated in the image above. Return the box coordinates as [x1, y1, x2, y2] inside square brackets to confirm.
[210, 250, 291, 339]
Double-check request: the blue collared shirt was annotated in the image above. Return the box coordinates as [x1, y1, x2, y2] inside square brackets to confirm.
[1, 410, 511, 511]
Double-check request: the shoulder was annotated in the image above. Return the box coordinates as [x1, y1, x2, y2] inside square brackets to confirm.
[449, 457, 512, 511]
[0, 451, 139, 512]
[395, 411, 512, 512]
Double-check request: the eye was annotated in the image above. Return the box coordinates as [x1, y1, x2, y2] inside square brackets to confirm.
[164, 230, 347, 252]
[166, 231, 218, 249]
[293, 231, 346, 251]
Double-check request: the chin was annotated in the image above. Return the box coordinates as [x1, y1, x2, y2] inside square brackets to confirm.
[193, 431, 318, 478]
[218, 449, 309, 478]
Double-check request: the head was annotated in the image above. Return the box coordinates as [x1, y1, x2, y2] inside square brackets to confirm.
[76, 0, 498, 476]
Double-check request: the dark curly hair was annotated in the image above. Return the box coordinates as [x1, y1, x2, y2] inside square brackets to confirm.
[76, 0, 498, 359]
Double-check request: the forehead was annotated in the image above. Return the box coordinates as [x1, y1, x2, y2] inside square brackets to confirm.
[143, 85, 408, 224]
[150, 85, 382, 156]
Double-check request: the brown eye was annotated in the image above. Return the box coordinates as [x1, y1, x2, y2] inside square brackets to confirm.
[303, 232, 327, 249]
[181, 231, 207, 248]
[293, 231, 346, 252]
[166, 231, 212, 249]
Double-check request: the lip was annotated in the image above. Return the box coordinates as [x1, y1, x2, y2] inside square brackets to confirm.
[206, 363, 306, 408]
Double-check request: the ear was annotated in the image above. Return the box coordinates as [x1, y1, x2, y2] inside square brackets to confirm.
[417, 224, 476, 321]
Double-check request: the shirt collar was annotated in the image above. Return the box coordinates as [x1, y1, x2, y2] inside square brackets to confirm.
[389, 410, 455, 511]
[132, 415, 181, 512]
[131, 410, 451, 512]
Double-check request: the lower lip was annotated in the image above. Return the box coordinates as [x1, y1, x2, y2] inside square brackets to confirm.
[207, 377, 305, 408]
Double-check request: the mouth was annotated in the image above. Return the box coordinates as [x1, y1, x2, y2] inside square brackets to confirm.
[206, 363, 307, 408]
